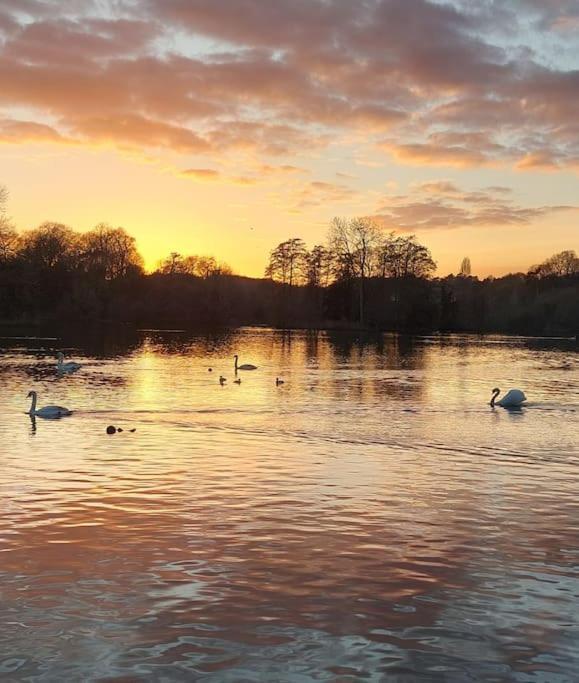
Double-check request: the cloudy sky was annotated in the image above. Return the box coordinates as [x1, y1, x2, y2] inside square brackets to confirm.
[0, 0, 578, 276]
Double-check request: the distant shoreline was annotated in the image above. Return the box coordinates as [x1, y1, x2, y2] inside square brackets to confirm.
[0, 320, 576, 344]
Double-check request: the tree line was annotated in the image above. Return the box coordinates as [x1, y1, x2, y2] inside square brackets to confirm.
[0, 186, 577, 335]
[265, 217, 436, 325]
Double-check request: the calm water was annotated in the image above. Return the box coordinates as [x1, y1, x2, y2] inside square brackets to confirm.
[1, 328, 578, 682]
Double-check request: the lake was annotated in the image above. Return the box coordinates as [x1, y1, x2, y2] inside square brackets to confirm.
[1, 328, 578, 682]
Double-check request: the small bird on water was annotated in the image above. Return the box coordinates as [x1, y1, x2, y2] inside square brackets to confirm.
[219, 375, 227, 385]
[276, 377, 285, 386]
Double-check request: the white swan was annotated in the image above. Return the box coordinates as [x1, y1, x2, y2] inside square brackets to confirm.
[56, 352, 81, 374]
[27, 391, 72, 418]
[234, 354, 257, 371]
[490, 388, 526, 408]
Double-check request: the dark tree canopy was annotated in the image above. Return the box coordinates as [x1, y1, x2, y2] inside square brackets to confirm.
[529, 250, 579, 278]
[0, 194, 575, 336]
[265, 238, 307, 286]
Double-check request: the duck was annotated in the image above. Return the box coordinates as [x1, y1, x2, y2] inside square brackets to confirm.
[234, 378, 241, 384]
[275, 377, 285, 386]
[27, 391, 72, 418]
[219, 375, 227, 385]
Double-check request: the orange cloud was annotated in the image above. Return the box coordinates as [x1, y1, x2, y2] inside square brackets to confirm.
[0, 118, 72, 145]
[0, 0, 577, 172]
[179, 168, 221, 181]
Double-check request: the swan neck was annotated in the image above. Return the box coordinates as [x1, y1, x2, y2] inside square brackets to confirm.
[490, 389, 500, 407]
[29, 393, 37, 414]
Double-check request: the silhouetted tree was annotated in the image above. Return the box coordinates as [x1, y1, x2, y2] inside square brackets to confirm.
[328, 217, 382, 323]
[305, 245, 333, 288]
[80, 224, 143, 280]
[375, 234, 436, 279]
[0, 184, 7, 213]
[265, 238, 307, 285]
[0, 202, 576, 337]
[459, 256, 472, 276]
[157, 252, 232, 277]
[0, 219, 18, 263]
[0, 185, 18, 262]
[529, 250, 579, 278]
[20, 222, 79, 270]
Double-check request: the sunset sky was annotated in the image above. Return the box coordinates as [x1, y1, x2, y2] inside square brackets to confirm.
[0, 0, 578, 278]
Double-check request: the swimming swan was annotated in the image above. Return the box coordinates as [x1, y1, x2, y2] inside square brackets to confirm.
[57, 352, 81, 373]
[27, 391, 72, 418]
[490, 388, 526, 408]
[234, 355, 257, 371]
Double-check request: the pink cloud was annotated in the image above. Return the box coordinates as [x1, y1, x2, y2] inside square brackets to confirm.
[373, 182, 576, 231]
[0, 0, 577, 172]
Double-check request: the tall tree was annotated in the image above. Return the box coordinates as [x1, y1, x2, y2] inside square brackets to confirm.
[265, 238, 307, 285]
[375, 234, 436, 279]
[80, 224, 143, 279]
[0, 221, 19, 263]
[305, 245, 333, 288]
[529, 250, 579, 278]
[0, 184, 18, 262]
[20, 222, 79, 270]
[0, 184, 7, 213]
[328, 217, 381, 322]
[459, 256, 472, 276]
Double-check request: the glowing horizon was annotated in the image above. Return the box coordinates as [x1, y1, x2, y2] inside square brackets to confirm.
[1, 1, 578, 279]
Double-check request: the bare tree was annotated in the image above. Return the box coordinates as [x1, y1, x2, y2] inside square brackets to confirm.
[265, 238, 307, 286]
[0, 220, 19, 262]
[157, 252, 184, 274]
[305, 244, 333, 288]
[328, 217, 382, 322]
[0, 186, 18, 262]
[80, 223, 143, 279]
[375, 234, 436, 279]
[196, 256, 218, 279]
[157, 252, 231, 277]
[0, 184, 18, 262]
[459, 257, 472, 276]
[20, 222, 79, 270]
[529, 250, 579, 278]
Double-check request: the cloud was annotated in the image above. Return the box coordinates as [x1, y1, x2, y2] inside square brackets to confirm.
[0, 118, 72, 144]
[258, 164, 307, 176]
[287, 180, 358, 213]
[0, 0, 577, 171]
[70, 114, 211, 154]
[372, 182, 576, 231]
[178, 167, 259, 185]
[179, 167, 220, 181]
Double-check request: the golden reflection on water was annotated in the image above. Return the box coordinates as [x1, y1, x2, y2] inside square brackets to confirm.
[0, 329, 578, 680]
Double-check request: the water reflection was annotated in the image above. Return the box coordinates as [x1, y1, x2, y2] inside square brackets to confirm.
[0, 327, 578, 680]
